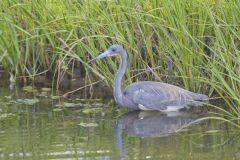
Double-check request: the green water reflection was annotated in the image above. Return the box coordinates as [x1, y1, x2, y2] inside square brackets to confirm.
[0, 84, 239, 160]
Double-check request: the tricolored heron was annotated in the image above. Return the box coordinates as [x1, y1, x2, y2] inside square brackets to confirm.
[89, 44, 208, 111]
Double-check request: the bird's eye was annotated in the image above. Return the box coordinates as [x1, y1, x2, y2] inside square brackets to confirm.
[111, 48, 116, 52]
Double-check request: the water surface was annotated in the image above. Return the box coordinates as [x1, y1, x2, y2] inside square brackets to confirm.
[0, 81, 239, 160]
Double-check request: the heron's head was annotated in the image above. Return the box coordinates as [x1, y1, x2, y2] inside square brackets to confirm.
[88, 44, 124, 63]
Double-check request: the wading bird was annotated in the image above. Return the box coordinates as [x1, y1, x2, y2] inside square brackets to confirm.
[89, 44, 208, 111]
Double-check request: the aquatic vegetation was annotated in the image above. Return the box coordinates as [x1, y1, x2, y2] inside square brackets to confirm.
[41, 87, 52, 92]
[55, 102, 80, 108]
[0, 113, 15, 120]
[0, 0, 240, 116]
[22, 86, 38, 93]
[55, 101, 104, 108]
[78, 122, 99, 128]
[82, 108, 102, 114]
[16, 98, 39, 106]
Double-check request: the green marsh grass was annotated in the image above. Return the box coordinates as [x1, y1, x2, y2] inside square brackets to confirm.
[1, 0, 240, 119]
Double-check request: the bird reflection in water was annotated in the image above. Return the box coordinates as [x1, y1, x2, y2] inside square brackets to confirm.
[114, 111, 199, 159]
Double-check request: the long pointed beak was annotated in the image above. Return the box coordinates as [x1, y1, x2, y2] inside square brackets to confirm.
[88, 50, 110, 63]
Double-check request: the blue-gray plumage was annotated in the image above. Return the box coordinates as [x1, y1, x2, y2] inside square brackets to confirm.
[89, 44, 208, 111]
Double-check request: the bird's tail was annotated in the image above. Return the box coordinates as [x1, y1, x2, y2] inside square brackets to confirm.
[193, 93, 208, 101]
[188, 93, 208, 107]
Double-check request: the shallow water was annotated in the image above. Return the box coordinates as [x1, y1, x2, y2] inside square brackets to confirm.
[0, 81, 239, 160]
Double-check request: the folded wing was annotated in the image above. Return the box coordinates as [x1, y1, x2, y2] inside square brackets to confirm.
[124, 81, 206, 111]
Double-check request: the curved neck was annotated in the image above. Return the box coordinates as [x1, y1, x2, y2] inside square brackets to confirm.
[113, 50, 127, 106]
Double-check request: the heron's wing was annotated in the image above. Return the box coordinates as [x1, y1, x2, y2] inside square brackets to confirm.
[124, 81, 194, 110]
